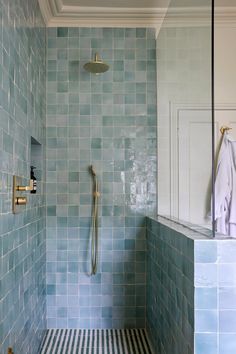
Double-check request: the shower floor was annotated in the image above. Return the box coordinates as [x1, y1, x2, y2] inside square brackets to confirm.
[40, 328, 153, 354]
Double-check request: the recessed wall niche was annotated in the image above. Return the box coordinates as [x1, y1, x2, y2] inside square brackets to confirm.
[30, 136, 42, 196]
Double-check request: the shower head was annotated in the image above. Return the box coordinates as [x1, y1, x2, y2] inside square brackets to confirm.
[84, 53, 109, 75]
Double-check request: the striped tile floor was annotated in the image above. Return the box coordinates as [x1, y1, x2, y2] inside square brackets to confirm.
[40, 329, 153, 354]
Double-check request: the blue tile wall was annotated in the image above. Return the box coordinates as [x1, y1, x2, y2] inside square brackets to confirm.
[195, 240, 236, 354]
[146, 217, 194, 354]
[147, 217, 236, 354]
[0, 0, 46, 353]
[46, 27, 157, 328]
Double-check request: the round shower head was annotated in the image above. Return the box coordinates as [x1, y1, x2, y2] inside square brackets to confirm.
[84, 53, 109, 74]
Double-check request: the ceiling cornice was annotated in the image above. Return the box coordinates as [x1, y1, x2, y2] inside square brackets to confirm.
[215, 7, 236, 27]
[38, 0, 167, 31]
[38, 1, 236, 31]
[162, 7, 236, 28]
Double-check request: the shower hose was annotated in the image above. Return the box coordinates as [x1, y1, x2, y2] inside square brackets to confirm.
[90, 166, 100, 275]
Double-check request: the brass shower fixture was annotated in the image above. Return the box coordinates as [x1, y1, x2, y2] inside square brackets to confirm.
[12, 176, 34, 213]
[84, 53, 109, 74]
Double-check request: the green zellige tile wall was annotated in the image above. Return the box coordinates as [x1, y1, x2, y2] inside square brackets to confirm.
[46, 27, 157, 328]
[0, 0, 46, 352]
[146, 217, 194, 354]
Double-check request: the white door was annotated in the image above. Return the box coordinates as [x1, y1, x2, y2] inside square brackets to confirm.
[177, 108, 236, 226]
[178, 109, 213, 226]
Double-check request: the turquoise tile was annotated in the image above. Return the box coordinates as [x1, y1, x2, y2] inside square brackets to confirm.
[57, 82, 68, 92]
[91, 138, 102, 149]
[136, 28, 146, 38]
[57, 28, 68, 37]
[68, 172, 79, 182]
[45, 25, 157, 332]
[69, 28, 80, 37]
[0, 0, 47, 351]
[80, 104, 90, 115]
[47, 206, 56, 216]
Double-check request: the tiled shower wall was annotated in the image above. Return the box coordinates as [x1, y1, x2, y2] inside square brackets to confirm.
[147, 216, 236, 354]
[46, 27, 157, 328]
[146, 217, 194, 354]
[195, 240, 236, 354]
[0, 0, 46, 353]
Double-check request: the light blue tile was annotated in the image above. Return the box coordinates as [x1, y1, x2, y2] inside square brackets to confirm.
[219, 287, 236, 309]
[195, 241, 217, 263]
[219, 264, 236, 287]
[195, 310, 217, 332]
[220, 311, 236, 332]
[218, 242, 236, 263]
[195, 264, 217, 287]
[219, 334, 236, 354]
[195, 334, 217, 354]
[44, 24, 157, 331]
[195, 287, 217, 309]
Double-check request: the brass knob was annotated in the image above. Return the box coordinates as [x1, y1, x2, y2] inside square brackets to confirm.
[17, 179, 33, 191]
[15, 197, 27, 205]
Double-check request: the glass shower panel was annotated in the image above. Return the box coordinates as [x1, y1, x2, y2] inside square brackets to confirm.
[214, 0, 236, 237]
[157, 0, 213, 233]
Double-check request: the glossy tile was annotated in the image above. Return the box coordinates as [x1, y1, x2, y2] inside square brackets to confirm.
[46, 27, 157, 328]
[0, 0, 46, 352]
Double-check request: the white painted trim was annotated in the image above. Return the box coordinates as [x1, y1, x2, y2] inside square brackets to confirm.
[39, 0, 167, 29]
[60, 5, 163, 16]
[39, 1, 236, 28]
[170, 103, 212, 218]
[170, 102, 236, 218]
[161, 6, 236, 28]
[47, 8, 167, 29]
[215, 7, 236, 27]
[38, 0, 53, 24]
[47, 18, 164, 29]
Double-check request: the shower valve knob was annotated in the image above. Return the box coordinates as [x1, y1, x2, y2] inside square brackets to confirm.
[15, 197, 27, 205]
[17, 179, 34, 191]
[94, 191, 100, 197]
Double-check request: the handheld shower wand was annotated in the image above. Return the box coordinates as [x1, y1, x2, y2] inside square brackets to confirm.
[90, 165, 100, 275]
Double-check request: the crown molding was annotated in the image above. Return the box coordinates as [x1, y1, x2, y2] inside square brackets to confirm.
[161, 6, 236, 28]
[38, 0, 53, 24]
[38, 1, 236, 31]
[38, 0, 167, 30]
[215, 7, 236, 27]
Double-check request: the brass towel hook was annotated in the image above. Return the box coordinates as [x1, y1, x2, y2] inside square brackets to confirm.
[220, 126, 232, 135]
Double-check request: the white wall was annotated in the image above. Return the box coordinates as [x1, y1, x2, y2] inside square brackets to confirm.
[215, 26, 236, 105]
[157, 21, 236, 226]
[157, 25, 212, 221]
